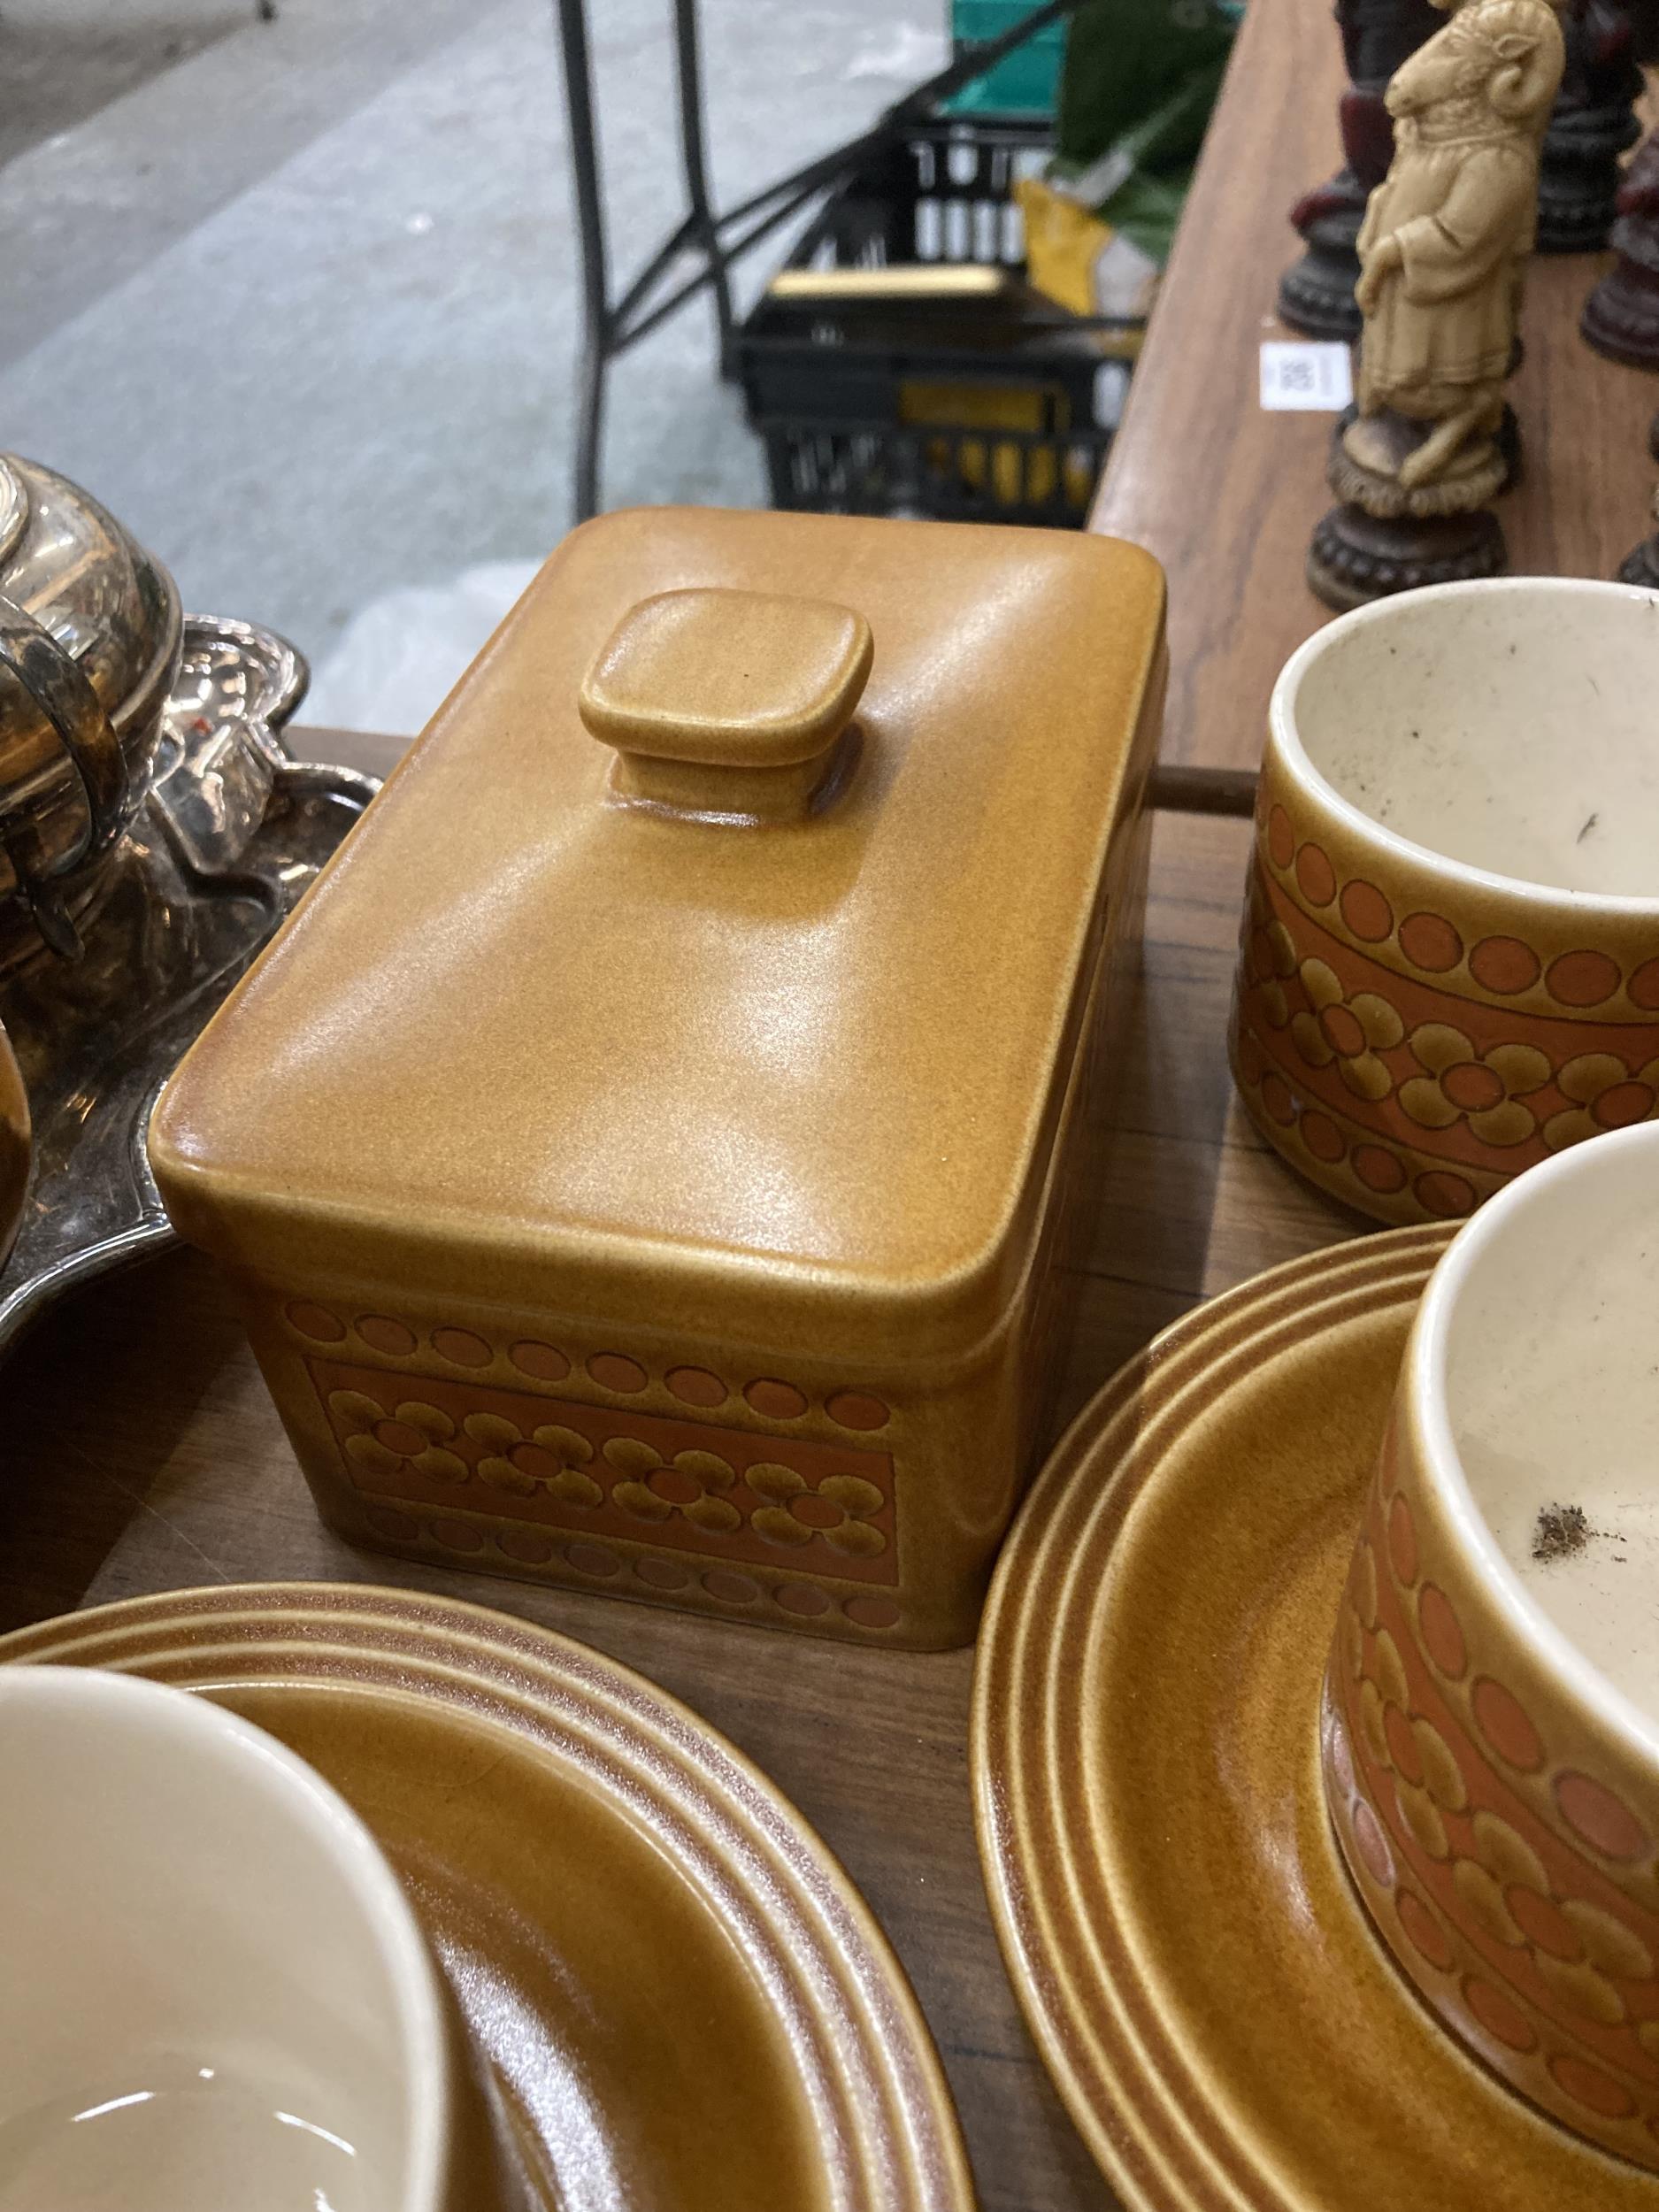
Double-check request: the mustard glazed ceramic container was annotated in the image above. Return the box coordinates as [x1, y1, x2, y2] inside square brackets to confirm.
[0, 1664, 526, 2212]
[149, 507, 1166, 1647]
[1325, 1119, 1659, 2170]
[1231, 579, 1659, 1226]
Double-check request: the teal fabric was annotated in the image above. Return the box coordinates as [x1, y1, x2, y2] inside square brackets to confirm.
[947, 0, 1067, 114]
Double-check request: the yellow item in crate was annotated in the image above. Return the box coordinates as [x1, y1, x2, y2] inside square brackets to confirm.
[1013, 176, 1156, 356]
[896, 381, 1094, 513]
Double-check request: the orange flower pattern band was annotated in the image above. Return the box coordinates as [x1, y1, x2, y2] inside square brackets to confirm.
[1325, 1420, 1659, 2169]
[1233, 800, 1659, 1223]
[276, 1296, 909, 1635]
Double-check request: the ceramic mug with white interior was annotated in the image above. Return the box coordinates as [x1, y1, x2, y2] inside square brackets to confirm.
[1323, 1119, 1659, 2170]
[1231, 578, 1659, 1225]
[0, 1666, 527, 2212]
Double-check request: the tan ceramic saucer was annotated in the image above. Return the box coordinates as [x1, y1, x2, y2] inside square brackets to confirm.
[972, 1226, 1659, 2212]
[0, 1021, 27, 1270]
[0, 1584, 973, 2212]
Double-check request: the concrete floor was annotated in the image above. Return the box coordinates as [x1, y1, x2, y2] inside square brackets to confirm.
[1, 0, 941, 720]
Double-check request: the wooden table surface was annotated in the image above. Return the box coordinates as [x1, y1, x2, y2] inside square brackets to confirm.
[2, 771, 1349, 2212]
[1094, 0, 1659, 771]
[6, 2, 1653, 2204]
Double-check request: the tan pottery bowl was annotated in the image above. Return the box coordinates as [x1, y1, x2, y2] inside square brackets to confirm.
[1231, 578, 1659, 1225]
[0, 1665, 526, 2212]
[1324, 1119, 1659, 2170]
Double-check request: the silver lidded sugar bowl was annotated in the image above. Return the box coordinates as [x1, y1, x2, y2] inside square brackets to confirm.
[0, 452, 380, 1356]
[0, 453, 184, 961]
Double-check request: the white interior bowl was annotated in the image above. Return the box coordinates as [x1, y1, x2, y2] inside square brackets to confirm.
[1282, 578, 1659, 902]
[1417, 1118, 1659, 1750]
[1319, 1121, 1659, 2161]
[0, 1666, 448, 2212]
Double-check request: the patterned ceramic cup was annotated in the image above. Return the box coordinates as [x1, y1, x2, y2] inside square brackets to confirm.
[1324, 1120, 1659, 2169]
[0, 1666, 526, 2212]
[1231, 578, 1659, 1225]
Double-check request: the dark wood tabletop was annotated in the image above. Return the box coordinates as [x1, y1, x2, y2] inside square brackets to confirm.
[1, 764, 1348, 2212]
[1092, 0, 1659, 772]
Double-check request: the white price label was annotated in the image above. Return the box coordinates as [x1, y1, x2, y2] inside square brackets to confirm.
[1258, 342, 1353, 412]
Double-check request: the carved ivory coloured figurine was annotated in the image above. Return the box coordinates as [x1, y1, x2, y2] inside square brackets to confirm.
[1350, 0, 1563, 488]
[1309, 0, 1565, 606]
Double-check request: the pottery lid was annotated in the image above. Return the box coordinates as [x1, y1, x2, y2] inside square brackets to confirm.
[151, 508, 1164, 1362]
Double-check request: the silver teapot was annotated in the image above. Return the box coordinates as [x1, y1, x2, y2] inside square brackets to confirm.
[0, 454, 380, 1360]
[0, 452, 183, 959]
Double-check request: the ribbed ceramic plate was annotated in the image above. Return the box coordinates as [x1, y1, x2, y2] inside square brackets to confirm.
[972, 1226, 1659, 2211]
[0, 1584, 974, 2212]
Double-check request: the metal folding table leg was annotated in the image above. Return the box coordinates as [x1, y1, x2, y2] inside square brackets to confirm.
[672, 0, 735, 380]
[555, 0, 612, 524]
[552, 0, 1077, 522]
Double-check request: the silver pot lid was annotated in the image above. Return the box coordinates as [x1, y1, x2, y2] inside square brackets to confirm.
[0, 453, 180, 735]
[0, 455, 183, 947]
[0, 465, 28, 568]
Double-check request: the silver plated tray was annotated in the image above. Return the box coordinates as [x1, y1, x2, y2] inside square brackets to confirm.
[0, 616, 378, 1360]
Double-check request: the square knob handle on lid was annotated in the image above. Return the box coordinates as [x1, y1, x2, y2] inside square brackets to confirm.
[579, 585, 872, 823]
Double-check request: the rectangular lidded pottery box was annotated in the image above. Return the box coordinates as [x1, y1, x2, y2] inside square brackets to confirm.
[150, 507, 1165, 1646]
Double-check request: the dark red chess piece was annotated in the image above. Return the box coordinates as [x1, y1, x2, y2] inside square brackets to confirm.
[1540, 0, 1646, 255]
[1616, 412, 1659, 580]
[1583, 129, 1659, 365]
[1279, 0, 1443, 341]
[1619, 507, 1659, 585]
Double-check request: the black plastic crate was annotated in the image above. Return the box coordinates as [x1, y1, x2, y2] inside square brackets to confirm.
[738, 119, 1138, 528]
